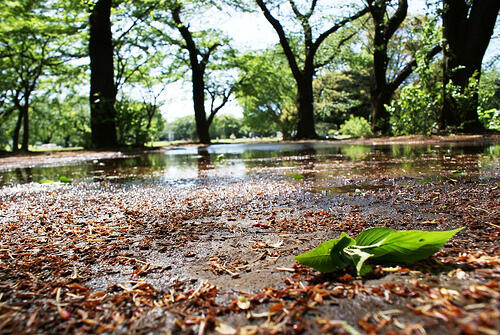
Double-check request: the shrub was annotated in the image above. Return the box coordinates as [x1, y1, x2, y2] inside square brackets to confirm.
[387, 17, 442, 135]
[339, 116, 373, 138]
[388, 83, 441, 135]
[115, 99, 165, 146]
[478, 109, 500, 131]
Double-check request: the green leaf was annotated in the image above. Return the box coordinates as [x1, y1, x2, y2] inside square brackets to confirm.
[345, 247, 373, 275]
[292, 173, 304, 180]
[358, 264, 373, 277]
[39, 179, 55, 184]
[355, 227, 395, 246]
[369, 228, 464, 264]
[59, 176, 72, 183]
[295, 228, 463, 275]
[295, 233, 354, 273]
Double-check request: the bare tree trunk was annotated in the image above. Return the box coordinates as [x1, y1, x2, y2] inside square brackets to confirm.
[20, 103, 29, 152]
[370, 89, 392, 134]
[12, 109, 22, 153]
[255, 0, 368, 139]
[441, 0, 499, 132]
[367, 0, 407, 134]
[367, 0, 443, 134]
[171, 5, 216, 144]
[89, 0, 118, 148]
[192, 66, 210, 144]
[295, 74, 316, 139]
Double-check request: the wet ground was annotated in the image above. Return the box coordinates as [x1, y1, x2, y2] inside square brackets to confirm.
[0, 137, 499, 334]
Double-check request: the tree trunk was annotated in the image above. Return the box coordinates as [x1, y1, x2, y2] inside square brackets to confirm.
[255, 0, 369, 139]
[295, 74, 317, 139]
[171, 5, 215, 144]
[441, 0, 500, 132]
[370, 88, 392, 134]
[368, 0, 408, 134]
[12, 109, 22, 153]
[89, 0, 118, 148]
[21, 103, 29, 152]
[370, 34, 392, 134]
[192, 66, 210, 144]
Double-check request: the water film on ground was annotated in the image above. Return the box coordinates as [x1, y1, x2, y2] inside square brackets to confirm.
[0, 142, 498, 187]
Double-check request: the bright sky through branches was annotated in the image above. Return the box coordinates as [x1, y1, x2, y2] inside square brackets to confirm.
[160, 0, 499, 123]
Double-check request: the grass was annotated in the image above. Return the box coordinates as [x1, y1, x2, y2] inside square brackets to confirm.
[146, 137, 282, 148]
[4, 138, 282, 155]
[29, 146, 85, 152]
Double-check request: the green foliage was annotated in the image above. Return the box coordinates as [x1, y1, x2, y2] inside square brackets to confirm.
[112, 0, 167, 90]
[115, 98, 165, 146]
[39, 179, 55, 184]
[38, 176, 72, 184]
[313, 69, 371, 130]
[446, 73, 483, 130]
[339, 116, 373, 138]
[59, 176, 72, 183]
[479, 70, 500, 110]
[0, 0, 86, 151]
[166, 114, 246, 141]
[30, 94, 91, 148]
[388, 81, 441, 135]
[234, 47, 297, 137]
[295, 227, 464, 276]
[478, 109, 500, 131]
[389, 58, 498, 134]
[388, 17, 442, 135]
[316, 21, 372, 73]
[386, 15, 439, 81]
[0, 111, 15, 150]
[148, 0, 239, 143]
[340, 145, 371, 161]
[386, 15, 498, 134]
[215, 154, 225, 162]
[295, 233, 355, 273]
[478, 70, 500, 131]
[165, 116, 197, 141]
[0, 0, 496, 147]
[209, 114, 246, 139]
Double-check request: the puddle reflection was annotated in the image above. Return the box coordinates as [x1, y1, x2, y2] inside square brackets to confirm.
[0, 142, 498, 186]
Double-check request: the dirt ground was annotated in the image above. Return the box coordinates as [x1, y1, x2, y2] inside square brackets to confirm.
[0, 136, 499, 334]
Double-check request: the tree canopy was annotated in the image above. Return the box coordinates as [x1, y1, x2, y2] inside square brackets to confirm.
[0, 0, 498, 151]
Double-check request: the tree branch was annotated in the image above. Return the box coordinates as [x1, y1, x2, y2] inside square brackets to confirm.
[171, 4, 203, 73]
[115, 3, 159, 42]
[201, 43, 220, 67]
[314, 31, 357, 69]
[384, 0, 408, 39]
[309, 0, 318, 16]
[311, 7, 369, 57]
[288, 0, 304, 19]
[388, 44, 442, 91]
[255, 0, 302, 80]
[206, 85, 234, 126]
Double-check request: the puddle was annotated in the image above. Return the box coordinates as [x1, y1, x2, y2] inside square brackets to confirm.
[315, 184, 390, 194]
[0, 142, 498, 186]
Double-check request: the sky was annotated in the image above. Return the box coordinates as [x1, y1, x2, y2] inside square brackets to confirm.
[160, 1, 500, 123]
[160, 9, 276, 122]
